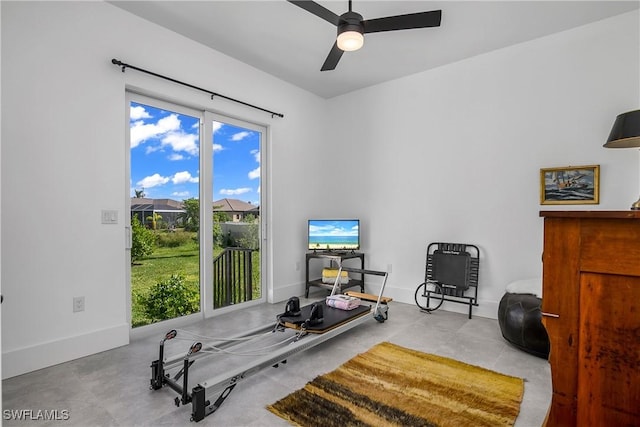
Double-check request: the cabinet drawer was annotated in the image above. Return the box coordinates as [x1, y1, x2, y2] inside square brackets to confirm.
[580, 219, 640, 276]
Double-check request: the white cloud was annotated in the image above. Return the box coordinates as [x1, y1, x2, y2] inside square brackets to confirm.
[247, 149, 260, 179]
[172, 171, 199, 184]
[220, 187, 251, 195]
[213, 143, 224, 153]
[212, 121, 224, 134]
[168, 153, 184, 161]
[231, 131, 251, 141]
[172, 191, 190, 198]
[248, 167, 260, 180]
[136, 173, 169, 188]
[130, 114, 181, 148]
[145, 145, 161, 155]
[130, 105, 151, 120]
[162, 132, 198, 156]
[251, 149, 260, 163]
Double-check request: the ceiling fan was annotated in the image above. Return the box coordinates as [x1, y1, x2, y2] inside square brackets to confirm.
[287, 0, 442, 71]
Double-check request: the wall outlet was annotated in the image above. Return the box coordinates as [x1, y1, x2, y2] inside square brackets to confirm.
[73, 296, 85, 313]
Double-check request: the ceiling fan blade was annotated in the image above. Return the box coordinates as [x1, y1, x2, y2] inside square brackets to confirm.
[321, 42, 344, 71]
[287, 1, 340, 26]
[363, 10, 442, 34]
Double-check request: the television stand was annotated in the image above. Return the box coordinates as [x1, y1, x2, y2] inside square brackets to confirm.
[305, 252, 365, 297]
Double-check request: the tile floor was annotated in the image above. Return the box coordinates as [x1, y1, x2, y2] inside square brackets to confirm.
[2, 296, 551, 426]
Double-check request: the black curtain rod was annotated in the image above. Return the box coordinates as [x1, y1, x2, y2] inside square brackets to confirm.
[111, 58, 284, 118]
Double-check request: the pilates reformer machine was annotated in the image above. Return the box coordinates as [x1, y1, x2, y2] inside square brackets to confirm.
[149, 266, 391, 422]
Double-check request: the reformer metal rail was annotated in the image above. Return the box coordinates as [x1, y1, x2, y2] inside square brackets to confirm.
[338, 266, 389, 321]
[150, 267, 389, 422]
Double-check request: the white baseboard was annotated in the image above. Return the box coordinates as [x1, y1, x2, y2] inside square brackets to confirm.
[2, 323, 129, 379]
[382, 286, 499, 320]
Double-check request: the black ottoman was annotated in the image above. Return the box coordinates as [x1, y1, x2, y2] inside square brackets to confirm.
[498, 291, 550, 359]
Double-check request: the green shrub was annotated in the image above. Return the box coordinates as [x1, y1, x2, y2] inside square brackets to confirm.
[156, 231, 193, 248]
[138, 274, 199, 322]
[213, 221, 224, 248]
[213, 211, 229, 248]
[131, 215, 156, 262]
[179, 198, 199, 232]
[237, 224, 259, 249]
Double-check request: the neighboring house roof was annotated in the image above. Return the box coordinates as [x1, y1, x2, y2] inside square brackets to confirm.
[131, 197, 257, 214]
[213, 198, 258, 213]
[131, 198, 184, 212]
[131, 198, 154, 212]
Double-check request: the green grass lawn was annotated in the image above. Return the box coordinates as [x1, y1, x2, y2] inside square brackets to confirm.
[131, 235, 261, 328]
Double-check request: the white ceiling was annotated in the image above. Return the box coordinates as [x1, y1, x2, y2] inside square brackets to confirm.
[110, 1, 639, 99]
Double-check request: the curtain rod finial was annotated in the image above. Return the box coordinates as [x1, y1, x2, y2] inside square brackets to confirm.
[111, 58, 126, 72]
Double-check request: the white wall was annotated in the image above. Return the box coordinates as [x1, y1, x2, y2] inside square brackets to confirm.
[0, 1, 326, 378]
[1, 2, 638, 378]
[323, 10, 640, 317]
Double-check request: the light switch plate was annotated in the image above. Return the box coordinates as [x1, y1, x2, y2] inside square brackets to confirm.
[101, 210, 118, 224]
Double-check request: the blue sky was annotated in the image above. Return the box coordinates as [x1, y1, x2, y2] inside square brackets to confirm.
[129, 102, 260, 204]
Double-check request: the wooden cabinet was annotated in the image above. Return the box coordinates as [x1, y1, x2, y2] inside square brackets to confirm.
[540, 211, 640, 426]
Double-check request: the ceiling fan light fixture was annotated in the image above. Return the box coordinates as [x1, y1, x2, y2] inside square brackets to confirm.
[287, 0, 442, 70]
[337, 29, 364, 51]
[336, 15, 364, 52]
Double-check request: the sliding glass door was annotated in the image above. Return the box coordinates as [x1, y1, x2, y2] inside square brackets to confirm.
[126, 93, 266, 330]
[127, 95, 202, 328]
[208, 113, 264, 310]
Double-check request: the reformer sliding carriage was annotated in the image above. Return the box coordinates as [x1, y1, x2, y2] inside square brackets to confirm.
[149, 266, 391, 422]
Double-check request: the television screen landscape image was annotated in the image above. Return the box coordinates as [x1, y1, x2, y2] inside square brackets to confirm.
[308, 219, 360, 251]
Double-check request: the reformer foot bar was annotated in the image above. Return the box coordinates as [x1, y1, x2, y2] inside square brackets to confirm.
[149, 267, 390, 422]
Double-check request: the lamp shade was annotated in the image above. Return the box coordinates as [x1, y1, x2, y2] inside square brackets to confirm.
[604, 109, 640, 148]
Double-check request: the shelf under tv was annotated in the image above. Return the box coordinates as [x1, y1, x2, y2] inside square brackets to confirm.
[305, 252, 365, 297]
[310, 250, 357, 255]
[306, 278, 364, 296]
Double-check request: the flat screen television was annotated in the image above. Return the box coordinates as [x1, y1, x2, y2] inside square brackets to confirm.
[308, 219, 360, 252]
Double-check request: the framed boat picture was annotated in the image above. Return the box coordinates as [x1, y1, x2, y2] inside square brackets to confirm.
[540, 165, 600, 205]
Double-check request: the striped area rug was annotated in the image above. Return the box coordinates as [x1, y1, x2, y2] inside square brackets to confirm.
[267, 342, 524, 427]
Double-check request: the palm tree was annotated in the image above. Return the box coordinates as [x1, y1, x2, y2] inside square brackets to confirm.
[146, 212, 163, 230]
[135, 189, 145, 198]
